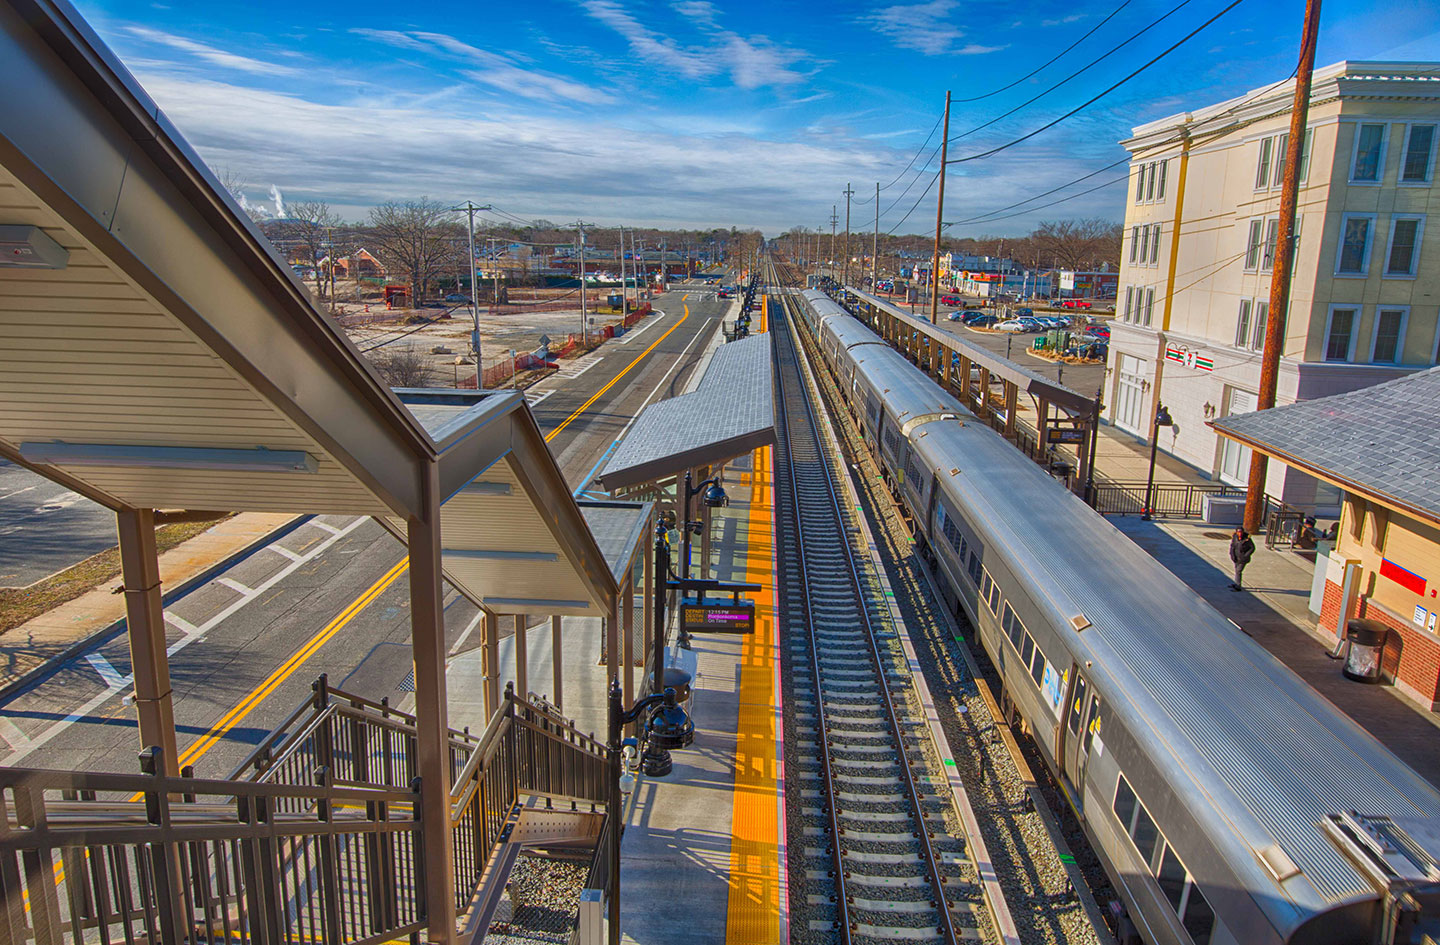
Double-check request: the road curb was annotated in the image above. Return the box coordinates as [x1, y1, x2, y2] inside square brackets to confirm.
[0, 514, 313, 707]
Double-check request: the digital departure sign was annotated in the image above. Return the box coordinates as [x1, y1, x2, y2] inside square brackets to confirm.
[680, 598, 756, 635]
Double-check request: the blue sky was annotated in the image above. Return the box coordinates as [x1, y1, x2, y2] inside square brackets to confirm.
[73, 0, 1440, 236]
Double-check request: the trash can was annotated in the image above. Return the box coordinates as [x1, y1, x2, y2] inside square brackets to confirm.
[1343, 618, 1388, 683]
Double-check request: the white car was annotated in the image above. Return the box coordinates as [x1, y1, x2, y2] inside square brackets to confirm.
[994, 319, 1029, 332]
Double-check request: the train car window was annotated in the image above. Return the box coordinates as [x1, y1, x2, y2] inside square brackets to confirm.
[1133, 806, 1161, 865]
[1010, 617, 1025, 649]
[959, 537, 968, 558]
[1001, 603, 1014, 634]
[980, 570, 992, 599]
[1030, 651, 1046, 687]
[1157, 844, 1187, 911]
[1068, 677, 1089, 735]
[1082, 696, 1101, 752]
[1181, 886, 1216, 944]
[1113, 776, 1138, 832]
[988, 581, 1001, 612]
[1021, 633, 1035, 668]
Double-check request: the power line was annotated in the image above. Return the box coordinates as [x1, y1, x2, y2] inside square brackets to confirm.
[886, 168, 941, 235]
[852, 110, 947, 205]
[947, 0, 1196, 146]
[953, 0, 1135, 103]
[945, 0, 1246, 166]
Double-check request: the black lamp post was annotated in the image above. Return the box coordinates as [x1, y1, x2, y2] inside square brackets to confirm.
[679, 469, 728, 584]
[1141, 403, 1174, 521]
[606, 678, 693, 945]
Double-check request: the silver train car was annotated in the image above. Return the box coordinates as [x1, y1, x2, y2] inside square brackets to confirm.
[795, 288, 1440, 945]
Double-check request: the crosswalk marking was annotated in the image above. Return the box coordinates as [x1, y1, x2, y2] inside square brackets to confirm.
[555, 354, 603, 378]
[164, 611, 201, 635]
[85, 652, 127, 691]
[217, 577, 255, 596]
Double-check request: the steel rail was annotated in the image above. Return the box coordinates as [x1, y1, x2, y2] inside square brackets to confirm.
[769, 259, 960, 944]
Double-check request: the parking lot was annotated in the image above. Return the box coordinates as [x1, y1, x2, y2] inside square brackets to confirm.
[935, 313, 1109, 398]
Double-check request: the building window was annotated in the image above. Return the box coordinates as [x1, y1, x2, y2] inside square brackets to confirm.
[1123, 286, 1135, 323]
[1336, 214, 1375, 275]
[1144, 287, 1155, 327]
[1146, 162, 1157, 201]
[1271, 131, 1290, 188]
[1385, 216, 1423, 277]
[1252, 301, 1269, 352]
[1255, 135, 1273, 190]
[1351, 122, 1386, 182]
[1138, 226, 1150, 265]
[1372, 307, 1407, 363]
[1156, 159, 1168, 200]
[1235, 299, 1252, 348]
[1401, 124, 1436, 184]
[1244, 218, 1264, 271]
[1261, 217, 1280, 272]
[1135, 165, 1146, 202]
[1150, 224, 1161, 265]
[1130, 225, 1140, 263]
[1325, 306, 1358, 362]
[1299, 127, 1314, 181]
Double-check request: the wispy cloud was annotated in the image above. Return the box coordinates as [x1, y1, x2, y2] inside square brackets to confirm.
[352, 29, 614, 104]
[579, 0, 810, 88]
[123, 25, 302, 76]
[862, 0, 999, 56]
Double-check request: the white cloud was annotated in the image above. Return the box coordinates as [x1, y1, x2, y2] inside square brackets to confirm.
[579, 0, 808, 88]
[862, 0, 999, 56]
[352, 29, 614, 104]
[123, 25, 303, 76]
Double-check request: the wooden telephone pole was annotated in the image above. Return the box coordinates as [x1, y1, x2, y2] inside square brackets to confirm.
[929, 91, 952, 324]
[1243, 0, 1322, 533]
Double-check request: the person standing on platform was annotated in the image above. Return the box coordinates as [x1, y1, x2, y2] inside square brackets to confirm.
[1229, 527, 1255, 591]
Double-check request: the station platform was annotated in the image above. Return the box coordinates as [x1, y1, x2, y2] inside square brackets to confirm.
[1110, 515, 1440, 790]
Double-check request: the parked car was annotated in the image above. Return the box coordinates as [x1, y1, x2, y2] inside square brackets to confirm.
[966, 313, 1000, 327]
[444, 293, 471, 303]
[960, 309, 989, 324]
[994, 319, 1029, 332]
[947, 311, 965, 321]
[1015, 307, 1034, 318]
[1039, 315, 1070, 329]
[1060, 299, 1094, 309]
[941, 294, 963, 305]
[1085, 325, 1111, 340]
[1015, 316, 1047, 331]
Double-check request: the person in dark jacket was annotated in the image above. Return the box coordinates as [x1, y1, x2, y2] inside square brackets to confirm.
[1229, 527, 1255, 591]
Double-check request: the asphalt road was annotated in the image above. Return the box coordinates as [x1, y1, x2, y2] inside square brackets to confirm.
[0, 284, 729, 776]
[0, 461, 116, 588]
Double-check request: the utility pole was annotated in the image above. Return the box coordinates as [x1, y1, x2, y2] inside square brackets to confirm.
[660, 237, 667, 289]
[843, 183, 855, 288]
[873, 181, 880, 290]
[619, 227, 628, 312]
[451, 201, 493, 387]
[930, 90, 952, 325]
[1244, 0, 1321, 534]
[487, 237, 501, 315]
[577, 220, 589, 345]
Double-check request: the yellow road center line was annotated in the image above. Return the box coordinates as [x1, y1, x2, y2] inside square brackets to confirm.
[128, 558, 411, 799]
[545, 304, 690, 443]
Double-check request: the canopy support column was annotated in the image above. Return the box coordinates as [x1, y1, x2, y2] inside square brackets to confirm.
[642, 523, 653, 692]
[116, 508, 179, 775]
[622, 566, 635, 704]
[406, 464, 456, 945]
[482, 606, 500, 721]
[514, 614, 528, 700]
[551, 615, 563, 711]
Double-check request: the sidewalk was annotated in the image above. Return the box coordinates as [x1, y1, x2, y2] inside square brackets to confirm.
[1110, 515, 1440, 789]
[0, 512, 299, 695]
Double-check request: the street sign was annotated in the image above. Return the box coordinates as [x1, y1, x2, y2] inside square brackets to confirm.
[1051, 428, 1085, 444]
[680, 597, 755, 635]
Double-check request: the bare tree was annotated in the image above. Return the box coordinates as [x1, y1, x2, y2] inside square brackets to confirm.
[1031, 218, 1123, 271]
[367, 199, 465, 304]
[366, 345, 434, 388]
[286, 201, 343, 301]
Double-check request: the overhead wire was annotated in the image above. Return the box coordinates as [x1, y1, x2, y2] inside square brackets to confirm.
[852, 110, 947, 205]
[952, 0, 1135, 103]
[946, 0, 1197, 146]
[945, 0, 1246, 166]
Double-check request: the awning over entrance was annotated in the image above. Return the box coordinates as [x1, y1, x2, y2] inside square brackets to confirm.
[595, 332, 774, 491]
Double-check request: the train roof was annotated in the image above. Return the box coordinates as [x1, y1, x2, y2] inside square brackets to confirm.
[824, 314, 890, 353]
[851, 345, 967, 433]
[907, 416, 1440, 929]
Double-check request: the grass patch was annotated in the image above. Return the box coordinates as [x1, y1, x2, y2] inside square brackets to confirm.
[0, 517, 229, 636]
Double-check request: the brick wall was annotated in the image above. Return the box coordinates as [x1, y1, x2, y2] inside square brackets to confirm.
[1319, 578, 1440, 709]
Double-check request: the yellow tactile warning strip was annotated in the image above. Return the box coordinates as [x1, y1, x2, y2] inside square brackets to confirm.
[725, 294, 785, 942]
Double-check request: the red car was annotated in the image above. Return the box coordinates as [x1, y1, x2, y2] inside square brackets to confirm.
[1059, 299, 1093, 309]
[940, 294, 963, 305]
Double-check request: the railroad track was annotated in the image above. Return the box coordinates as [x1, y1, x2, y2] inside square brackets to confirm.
[769, 274, 991, 945]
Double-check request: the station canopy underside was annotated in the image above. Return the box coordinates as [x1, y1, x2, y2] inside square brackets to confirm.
[0, 5, 620, 616]
[595, 332, 775, 491]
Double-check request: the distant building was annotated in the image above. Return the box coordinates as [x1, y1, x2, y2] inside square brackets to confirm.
[1109, 61, 1440, 511]
[1213, 367, 1440, 710]
[1056, 270, 1118, 299]
[320, 248, 386, 279]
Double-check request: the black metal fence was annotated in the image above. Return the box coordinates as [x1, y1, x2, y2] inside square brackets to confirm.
[1091, 479, 1247, 517]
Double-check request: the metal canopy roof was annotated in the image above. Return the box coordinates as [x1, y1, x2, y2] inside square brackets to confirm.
[595, 332, 774, 491]
[0, 3, 618, 616]
[845, 287, 1095, 415]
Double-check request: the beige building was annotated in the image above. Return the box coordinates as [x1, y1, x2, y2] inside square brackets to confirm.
[1108, 61, 1440, 511]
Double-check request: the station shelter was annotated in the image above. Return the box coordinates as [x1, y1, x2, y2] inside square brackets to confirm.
[1213, 367, 1440, 710]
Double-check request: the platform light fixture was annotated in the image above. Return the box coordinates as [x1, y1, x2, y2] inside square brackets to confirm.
[19, 442, 318, 473]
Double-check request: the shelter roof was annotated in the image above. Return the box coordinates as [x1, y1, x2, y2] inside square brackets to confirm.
[845, 288, 1095, 415]
[1211, 366, 1440, 526]
[0, 4, 618, 615]
[595, 332, 774, 490]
